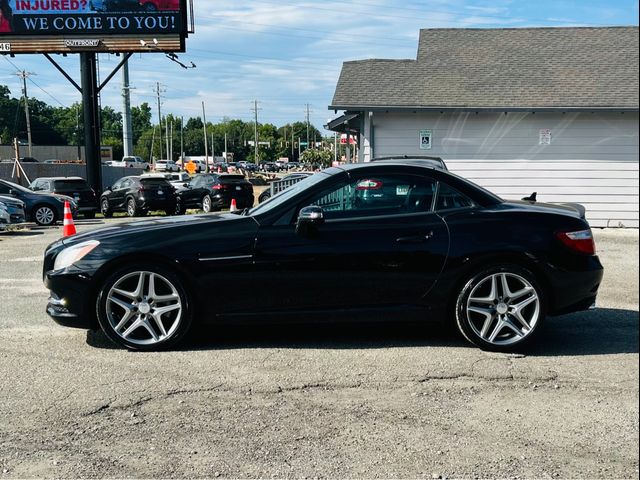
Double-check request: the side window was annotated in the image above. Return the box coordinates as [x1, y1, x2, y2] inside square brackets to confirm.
[308, 174, 437, 219]
[191, 176, 203, 188]
[435, 183, 475, 211]
[121, 179, 133, 189]
[42, 181, 51, 191]
[112, 180, 123, 190]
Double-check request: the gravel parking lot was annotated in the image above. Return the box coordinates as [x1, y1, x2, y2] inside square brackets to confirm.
[0, 219, 638, 479]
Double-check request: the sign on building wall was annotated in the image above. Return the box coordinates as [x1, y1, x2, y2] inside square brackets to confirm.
[539, 129, 552, 145]
[419, 129, 432, 150]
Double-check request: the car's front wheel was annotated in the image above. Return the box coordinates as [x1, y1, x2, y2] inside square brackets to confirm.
[455, 265, 545, 352]
[96, 266, 193, 351]
[33, 204, 57, 226]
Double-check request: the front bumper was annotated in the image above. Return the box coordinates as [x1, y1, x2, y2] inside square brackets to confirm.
[44, 269, 95, 330]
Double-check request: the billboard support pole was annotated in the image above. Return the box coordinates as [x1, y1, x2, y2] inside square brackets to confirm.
[80, 52, 102, 195]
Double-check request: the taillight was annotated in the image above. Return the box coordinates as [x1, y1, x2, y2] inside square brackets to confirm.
[212, 184, 222, 190]
[556, 229, 596, 255]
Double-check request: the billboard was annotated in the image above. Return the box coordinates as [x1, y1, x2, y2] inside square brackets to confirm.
[0, 0, 190, 53]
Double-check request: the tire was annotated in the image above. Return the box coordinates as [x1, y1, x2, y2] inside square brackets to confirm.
[33, 204, 57, 226]
[202, 194, 213, 213]
[126, 197, 140, 217]
[84, 212, 96, 220]
[101, 199, 113, 218]
[96, 264, 193, 351]
[455, 264, 545, 352]
[258, 191, 271, 204]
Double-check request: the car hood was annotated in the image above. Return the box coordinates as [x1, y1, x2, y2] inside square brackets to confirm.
[61, 213, 255, 246]
[501, 200, 585, 219]
[0, 195, 25, 208]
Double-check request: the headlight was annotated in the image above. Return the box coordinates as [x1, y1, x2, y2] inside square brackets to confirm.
[53, 240, 100, 271]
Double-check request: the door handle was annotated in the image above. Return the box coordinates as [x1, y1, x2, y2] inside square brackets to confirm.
[396, 231, 434, 244]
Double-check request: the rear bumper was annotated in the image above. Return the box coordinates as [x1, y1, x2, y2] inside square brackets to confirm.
[136, 198, 177, 211]
[546, 255, 604, 316]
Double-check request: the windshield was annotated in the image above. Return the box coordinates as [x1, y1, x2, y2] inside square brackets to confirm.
[248, 172, 329, 216]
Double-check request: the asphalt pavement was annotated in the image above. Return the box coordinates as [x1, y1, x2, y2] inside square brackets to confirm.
[0, 219, 638, 478]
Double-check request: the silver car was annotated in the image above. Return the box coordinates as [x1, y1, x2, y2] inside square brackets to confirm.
[0, 195, 27, 225]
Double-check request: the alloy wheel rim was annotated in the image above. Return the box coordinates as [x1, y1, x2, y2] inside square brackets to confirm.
[101, 200, 109, 214]
[466, 272, 540, 346]
[35, 207, 54, 225]
[127, 200, 135, 216]
[203, 196, 211, 212]
[106, 271, 182, 346]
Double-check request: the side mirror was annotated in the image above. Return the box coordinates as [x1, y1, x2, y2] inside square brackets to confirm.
[296, 205, 324, 237]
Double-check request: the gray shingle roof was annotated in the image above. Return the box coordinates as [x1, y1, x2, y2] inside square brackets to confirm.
[330, 27, 639, 110]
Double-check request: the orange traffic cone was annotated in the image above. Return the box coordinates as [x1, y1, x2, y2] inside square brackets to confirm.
[230, 198, 238, 212]
[62, 201, 77, 237]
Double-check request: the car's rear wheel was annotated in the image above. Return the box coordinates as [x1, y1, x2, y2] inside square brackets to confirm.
[455, 265, 545, 352]
[96, 266, 193, 351]
[202, 194, 213, 213]
[101, 198, 113, 218]
[33, 204, 57, 226]
[126, 197, 143, 217]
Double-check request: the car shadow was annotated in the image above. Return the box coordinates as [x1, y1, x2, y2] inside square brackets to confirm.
[0, 230, 44, 236]
[86, 308, 638, 356]
[527, 307, 638, 356]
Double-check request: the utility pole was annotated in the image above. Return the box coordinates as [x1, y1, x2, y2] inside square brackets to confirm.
[202, 101, 209, 173]
[16, 71, 34, 157]
[291, 126, 294, 160]
[305, 103, 311, 150]
[224, 132, 228, 161]
[121, 60, 134, 157]
[180, 116, 184, 162]
[251, 100, 260, 163]
[154, 82, 164, 162]
[165, 119, 170, 161]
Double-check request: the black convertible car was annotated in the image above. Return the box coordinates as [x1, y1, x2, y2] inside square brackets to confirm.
[43, 160, 603, 351]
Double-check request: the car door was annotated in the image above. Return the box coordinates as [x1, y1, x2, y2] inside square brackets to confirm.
[110, 178, 129, 210]
[180, 175, 203, 207]
[251, 172, 450, 313]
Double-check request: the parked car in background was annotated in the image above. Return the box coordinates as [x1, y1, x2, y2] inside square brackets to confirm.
[43, 160, 603, 351]
[29, 177, 99, 219]
[0, 195, 26, 225]
[167, 172, 192, 191]
[111, 156, 149, 170]
[260, 162, 279, 173]
[100, 176, 177, 217]
[0, 179, 77, 226]
[237, 161, 258, 172]
[176, 173, 254, 213]
[0, 202, 10, 229]
[154, 160, 180, 172]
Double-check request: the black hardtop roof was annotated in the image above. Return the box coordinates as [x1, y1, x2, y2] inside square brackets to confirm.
[337, 158, 447, 172]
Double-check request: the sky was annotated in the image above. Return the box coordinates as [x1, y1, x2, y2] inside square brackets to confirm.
[1, 0, 638, 133]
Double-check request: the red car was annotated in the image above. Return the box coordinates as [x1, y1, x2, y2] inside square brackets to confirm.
[139, 0, 180, 10]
